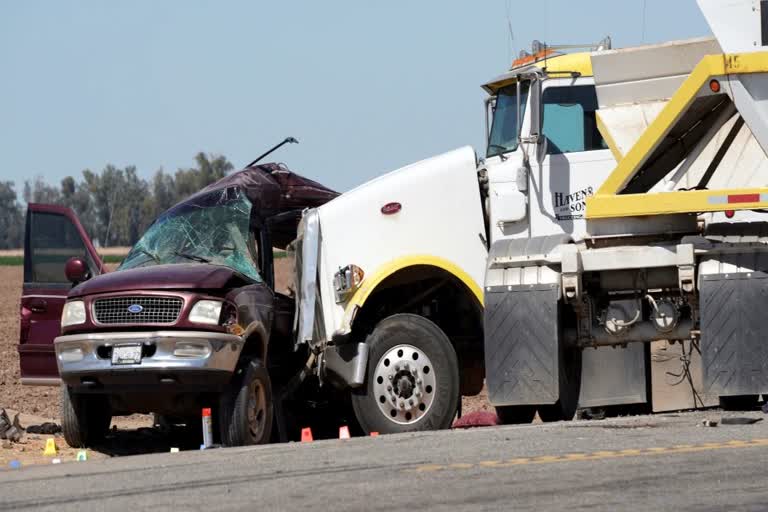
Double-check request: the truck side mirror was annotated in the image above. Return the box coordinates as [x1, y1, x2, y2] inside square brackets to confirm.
[528, 78, 548, 164]
[64, 257, 90, 284]
[529, 78, 542, 139]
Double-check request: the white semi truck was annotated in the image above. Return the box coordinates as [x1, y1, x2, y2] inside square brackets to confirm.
[292, 0, 768, 435]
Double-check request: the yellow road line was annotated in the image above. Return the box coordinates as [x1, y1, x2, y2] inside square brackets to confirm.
[410, 438, 768, 473]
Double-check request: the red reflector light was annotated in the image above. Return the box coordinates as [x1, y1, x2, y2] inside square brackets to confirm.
[381, 202, 402, 215]
[709, 79, 721, 93]
[725, 210, 735, 218]
[728, 194, 760, 203]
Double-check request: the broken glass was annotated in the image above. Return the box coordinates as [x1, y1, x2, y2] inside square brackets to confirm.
[119, 187, 262, 282]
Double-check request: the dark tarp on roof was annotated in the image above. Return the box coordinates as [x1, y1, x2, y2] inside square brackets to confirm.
[173, 162, 338, 248]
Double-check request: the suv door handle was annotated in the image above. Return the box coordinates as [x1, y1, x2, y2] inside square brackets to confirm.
[29, 298, 47, 313]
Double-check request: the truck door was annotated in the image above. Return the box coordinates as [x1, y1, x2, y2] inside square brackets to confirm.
[529, 79, 616, 239]
[19, 204, 104, 385]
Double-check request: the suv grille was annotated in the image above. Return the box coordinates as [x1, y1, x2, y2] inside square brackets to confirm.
[93, 296, 183, 324]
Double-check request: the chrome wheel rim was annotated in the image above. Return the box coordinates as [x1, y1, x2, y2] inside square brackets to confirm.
[247, 380, 266, 441]
[372, 344, 437, 425]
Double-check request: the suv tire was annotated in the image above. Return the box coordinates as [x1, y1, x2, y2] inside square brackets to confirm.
[60, 385, 111, 448]
[220, 358, 273, 446]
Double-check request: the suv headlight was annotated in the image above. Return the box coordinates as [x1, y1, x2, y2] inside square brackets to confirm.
[61, 300, 86, 326]
[189, 300, 223, 325]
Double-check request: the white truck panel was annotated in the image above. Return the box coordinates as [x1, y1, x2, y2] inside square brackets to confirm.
[315, 146, 488, 337]
[592, 37, 721, 160]
[698, 0, 764, 54]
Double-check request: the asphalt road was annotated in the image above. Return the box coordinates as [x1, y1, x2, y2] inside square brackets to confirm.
[1, 409, 767, 512]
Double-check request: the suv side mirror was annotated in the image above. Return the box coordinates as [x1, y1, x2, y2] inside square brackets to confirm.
[65, 257, 90, 284]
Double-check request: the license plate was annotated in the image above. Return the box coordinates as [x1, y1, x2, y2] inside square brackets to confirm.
[111, 344, 143, 365]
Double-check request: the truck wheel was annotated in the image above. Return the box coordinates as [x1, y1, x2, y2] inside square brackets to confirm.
[60, 385, 111, 448]
[351, 314, 459, 434]
[537, 345, 582, 422]
[220, 358, 273, 446]
[719, 395, 759, 411]
[495, 405, 536, 425]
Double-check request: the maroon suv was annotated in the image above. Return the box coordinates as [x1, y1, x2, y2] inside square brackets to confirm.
[20, 164, 336, 447]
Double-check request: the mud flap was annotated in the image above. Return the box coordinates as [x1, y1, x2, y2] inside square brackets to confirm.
[579, 344, 647, 408]
[484, 284, 560, 407]
[700, 272, 768, 396]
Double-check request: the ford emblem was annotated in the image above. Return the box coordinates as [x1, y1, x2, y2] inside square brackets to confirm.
[127, 304, 144, 314]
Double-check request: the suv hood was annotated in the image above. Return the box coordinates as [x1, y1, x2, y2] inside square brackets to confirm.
[69, 263, 251, 298]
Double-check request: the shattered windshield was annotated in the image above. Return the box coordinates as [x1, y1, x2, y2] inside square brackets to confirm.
[118, 187, 262, 282]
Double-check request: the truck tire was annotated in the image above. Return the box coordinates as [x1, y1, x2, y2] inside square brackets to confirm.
[495, 405, 536, 425]
[719, 395, 759, 411]
[351, 314, 459, 434]
[60, 385, 111, 448]
[219, 358, 273, 446]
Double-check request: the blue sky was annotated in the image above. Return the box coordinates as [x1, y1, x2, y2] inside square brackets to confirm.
[0, 1, 711, 193]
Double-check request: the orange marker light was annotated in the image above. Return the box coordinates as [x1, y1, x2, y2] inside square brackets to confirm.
[709, 79, 721, 93]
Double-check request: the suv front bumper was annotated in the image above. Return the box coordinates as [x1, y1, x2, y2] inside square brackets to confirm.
[54, 330, 244, 391]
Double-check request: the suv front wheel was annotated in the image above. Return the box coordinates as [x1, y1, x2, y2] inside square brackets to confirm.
[219, 358, 273, 446]
[60, 385, 112, 448]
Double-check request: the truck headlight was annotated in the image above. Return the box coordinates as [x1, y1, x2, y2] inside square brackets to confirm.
[189, 300, 223, 325]
[61, 300, 86, 326]
[333, 264, 365, 304]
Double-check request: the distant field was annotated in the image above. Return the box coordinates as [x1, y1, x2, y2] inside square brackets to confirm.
[0, 254, 126, 266]
[0, 247, 131, 257]
[0, 250, 286, 266]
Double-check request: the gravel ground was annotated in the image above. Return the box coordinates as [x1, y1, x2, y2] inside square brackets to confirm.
[0, 266, 58, 419]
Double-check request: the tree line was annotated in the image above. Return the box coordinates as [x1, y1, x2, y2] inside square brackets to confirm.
[0, 153, 234, 249]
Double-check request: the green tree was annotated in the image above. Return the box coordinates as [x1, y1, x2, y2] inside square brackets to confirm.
[174, 153, 233, 199]
[0, 182, 24, 249]
[23, 176, 61, 204]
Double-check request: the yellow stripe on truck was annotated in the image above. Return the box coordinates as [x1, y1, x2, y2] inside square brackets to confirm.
[345, 255, 484, 315]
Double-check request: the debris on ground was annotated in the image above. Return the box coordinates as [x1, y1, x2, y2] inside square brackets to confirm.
[26, 422, 62, 435]
[577, 408, 607, 420]
[701, 419, 718, 427]
[721, 417, 764, 425]
[452, 411, 499, 429]
[0, 408, 23, 443]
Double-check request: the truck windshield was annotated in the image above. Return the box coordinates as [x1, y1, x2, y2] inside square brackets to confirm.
[487, 81, 530, 158]
[118, 188, 262, 282]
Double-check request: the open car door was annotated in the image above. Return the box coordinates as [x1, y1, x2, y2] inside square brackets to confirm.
[19, 204, 104, 385]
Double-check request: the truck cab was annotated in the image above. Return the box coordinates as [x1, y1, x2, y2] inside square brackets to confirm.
[293, 18, 765, 434]
[290, 43, 637, 435]
[482, 48, 614, 242]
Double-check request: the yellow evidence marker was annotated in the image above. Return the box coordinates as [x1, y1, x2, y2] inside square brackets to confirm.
[43, 438, 58, 456]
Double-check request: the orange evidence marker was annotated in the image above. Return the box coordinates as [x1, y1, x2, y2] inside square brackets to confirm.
[301, 427, 313, 442]
[370, 432, 379, 437]
[339, 426, 351, 439]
